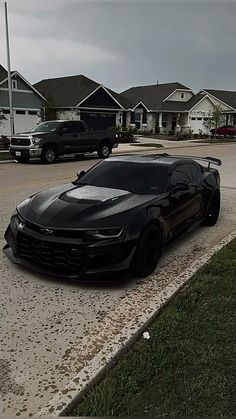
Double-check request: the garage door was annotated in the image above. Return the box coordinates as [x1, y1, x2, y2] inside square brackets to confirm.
[81, 112, 116, 130]
[15, 110, 40, 134]
[190, 117, 207, 134]
[0, 111, 40, 136]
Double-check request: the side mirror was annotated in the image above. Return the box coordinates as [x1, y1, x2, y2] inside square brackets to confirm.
[76, 170, 86, 180]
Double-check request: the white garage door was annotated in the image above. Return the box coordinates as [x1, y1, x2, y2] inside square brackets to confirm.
[0, 110, 40, 136]
[15, 110, 40, 134]
[190, 117, 207, 134]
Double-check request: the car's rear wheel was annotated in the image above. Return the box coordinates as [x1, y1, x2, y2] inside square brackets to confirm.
[203, 190, 220, 226]
[133, 224, 162, 278]
[97, 141, 111, 159]
[15, 156, 29, 163]
[41, 146, 57, 164]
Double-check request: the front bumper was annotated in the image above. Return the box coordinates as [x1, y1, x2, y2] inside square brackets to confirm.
[3, 224, 136, 281]
[10, 147, 42, 158]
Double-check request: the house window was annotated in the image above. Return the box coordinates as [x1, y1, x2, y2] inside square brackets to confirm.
[191, 117, 196, 120]
[180, 92, 185, 99]
[28, 111, 38, 115]
[12, 80, 17, 89]
[16, 110, 25, 115]
[3, 109, 10, 114]
[197, 117, 202, 120]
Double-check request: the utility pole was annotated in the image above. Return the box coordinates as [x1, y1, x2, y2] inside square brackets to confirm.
[4, 1, 14, 137]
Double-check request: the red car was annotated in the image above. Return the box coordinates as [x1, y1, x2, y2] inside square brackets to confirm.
[210, 125, 236, 137]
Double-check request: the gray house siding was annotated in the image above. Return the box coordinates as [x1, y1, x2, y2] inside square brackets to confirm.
[1, 75, 32, 91]
[0, 90, 43, 109]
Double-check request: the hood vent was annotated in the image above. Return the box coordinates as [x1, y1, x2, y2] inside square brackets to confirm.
[61, 185, 129, 204]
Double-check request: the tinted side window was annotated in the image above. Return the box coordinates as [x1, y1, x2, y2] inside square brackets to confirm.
[171, 165, 191, 185]
[61, 122, 74, 133]
[72, 122, 85, 132]
[189, 163, 201, 182]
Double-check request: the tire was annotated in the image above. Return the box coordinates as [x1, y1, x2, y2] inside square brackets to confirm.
[41, 146, 57, 164]
[203, 190, 220, 226]
[15, 156, 29, 163]
[97, 142, 111, 159]
[133, 225, 162, 278]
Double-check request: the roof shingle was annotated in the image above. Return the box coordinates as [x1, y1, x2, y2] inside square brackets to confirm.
[203, 89, 236, 110]
[34, 74, 132, 109]
[121, 82, 192, 110]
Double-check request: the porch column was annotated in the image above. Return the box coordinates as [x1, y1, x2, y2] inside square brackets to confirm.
[158, 112, 163, 133]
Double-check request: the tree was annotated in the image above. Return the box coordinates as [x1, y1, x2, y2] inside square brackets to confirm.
[203, 104, 225, 138]
[202, 113, 214, 136]
[40, 94, 57, 122]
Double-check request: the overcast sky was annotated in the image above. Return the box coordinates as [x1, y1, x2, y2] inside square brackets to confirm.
[0, 0, 236, 93]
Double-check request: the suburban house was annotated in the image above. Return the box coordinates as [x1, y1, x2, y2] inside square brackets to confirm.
[121, 82, 195, 133]
[34, 74, 132, 130]
[0, 64, 45, 136]
[121, 83, 236, 134]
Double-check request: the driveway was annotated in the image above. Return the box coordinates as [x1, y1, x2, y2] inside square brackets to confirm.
[1, 143, 236, 416]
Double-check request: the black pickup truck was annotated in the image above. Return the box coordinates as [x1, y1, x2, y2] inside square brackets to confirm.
[9, 120, 119, 163]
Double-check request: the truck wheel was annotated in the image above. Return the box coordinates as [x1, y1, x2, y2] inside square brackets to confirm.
[15, 156, 29, 163]
[97, 142, 111, 159]
[41, 146, 57, 164]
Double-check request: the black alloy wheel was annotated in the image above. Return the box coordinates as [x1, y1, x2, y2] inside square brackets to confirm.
[133, 224, 162, 278]
[203, 190, 220, 226]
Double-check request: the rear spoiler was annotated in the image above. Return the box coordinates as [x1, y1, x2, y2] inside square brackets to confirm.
[154, 153, 222, 169]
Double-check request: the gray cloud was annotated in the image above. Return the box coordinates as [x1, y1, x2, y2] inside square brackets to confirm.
[0, 1, 236, 92]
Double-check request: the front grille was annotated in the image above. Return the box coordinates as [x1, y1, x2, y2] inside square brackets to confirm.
[17, 233, 84, 273]
[11, 138, 30, 146]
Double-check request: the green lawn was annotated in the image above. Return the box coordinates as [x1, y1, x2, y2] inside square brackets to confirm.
[72, 238, 236, 417]
[0, 151, 14, 161]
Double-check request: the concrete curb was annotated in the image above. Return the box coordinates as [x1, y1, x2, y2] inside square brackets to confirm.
[36, 229, 236, 417]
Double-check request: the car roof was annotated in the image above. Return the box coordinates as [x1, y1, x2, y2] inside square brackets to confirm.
[106, 154, 197, 167]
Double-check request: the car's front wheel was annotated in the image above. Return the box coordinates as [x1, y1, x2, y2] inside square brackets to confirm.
[133, 224, 162, 278]
[203, 190, 220, 226]
[97, 142, 111, 159]
[41, 146, 57, 164]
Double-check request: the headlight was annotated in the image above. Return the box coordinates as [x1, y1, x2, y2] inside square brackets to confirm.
[31, 137, 41, 145]
[115, 134, 119, 138]
[85, 227, 124, 239]
[11, 212, 25, 231]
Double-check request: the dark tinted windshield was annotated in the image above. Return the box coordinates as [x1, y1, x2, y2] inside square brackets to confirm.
[78, 161, 168, 195]
[31, 121, 61, 133]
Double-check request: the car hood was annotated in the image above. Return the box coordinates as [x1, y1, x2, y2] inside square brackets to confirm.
[17, 183, 157, 229]
[13, 131, 48, 138]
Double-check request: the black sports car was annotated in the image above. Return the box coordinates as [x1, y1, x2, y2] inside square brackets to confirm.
[3, 154, 221, 280]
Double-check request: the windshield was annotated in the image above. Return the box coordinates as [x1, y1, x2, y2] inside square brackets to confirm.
[31, 121, 61, 133]
[77, 161, 168, 195]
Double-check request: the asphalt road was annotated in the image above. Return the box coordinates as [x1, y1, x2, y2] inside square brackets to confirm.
[1, 144, 236, 416]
